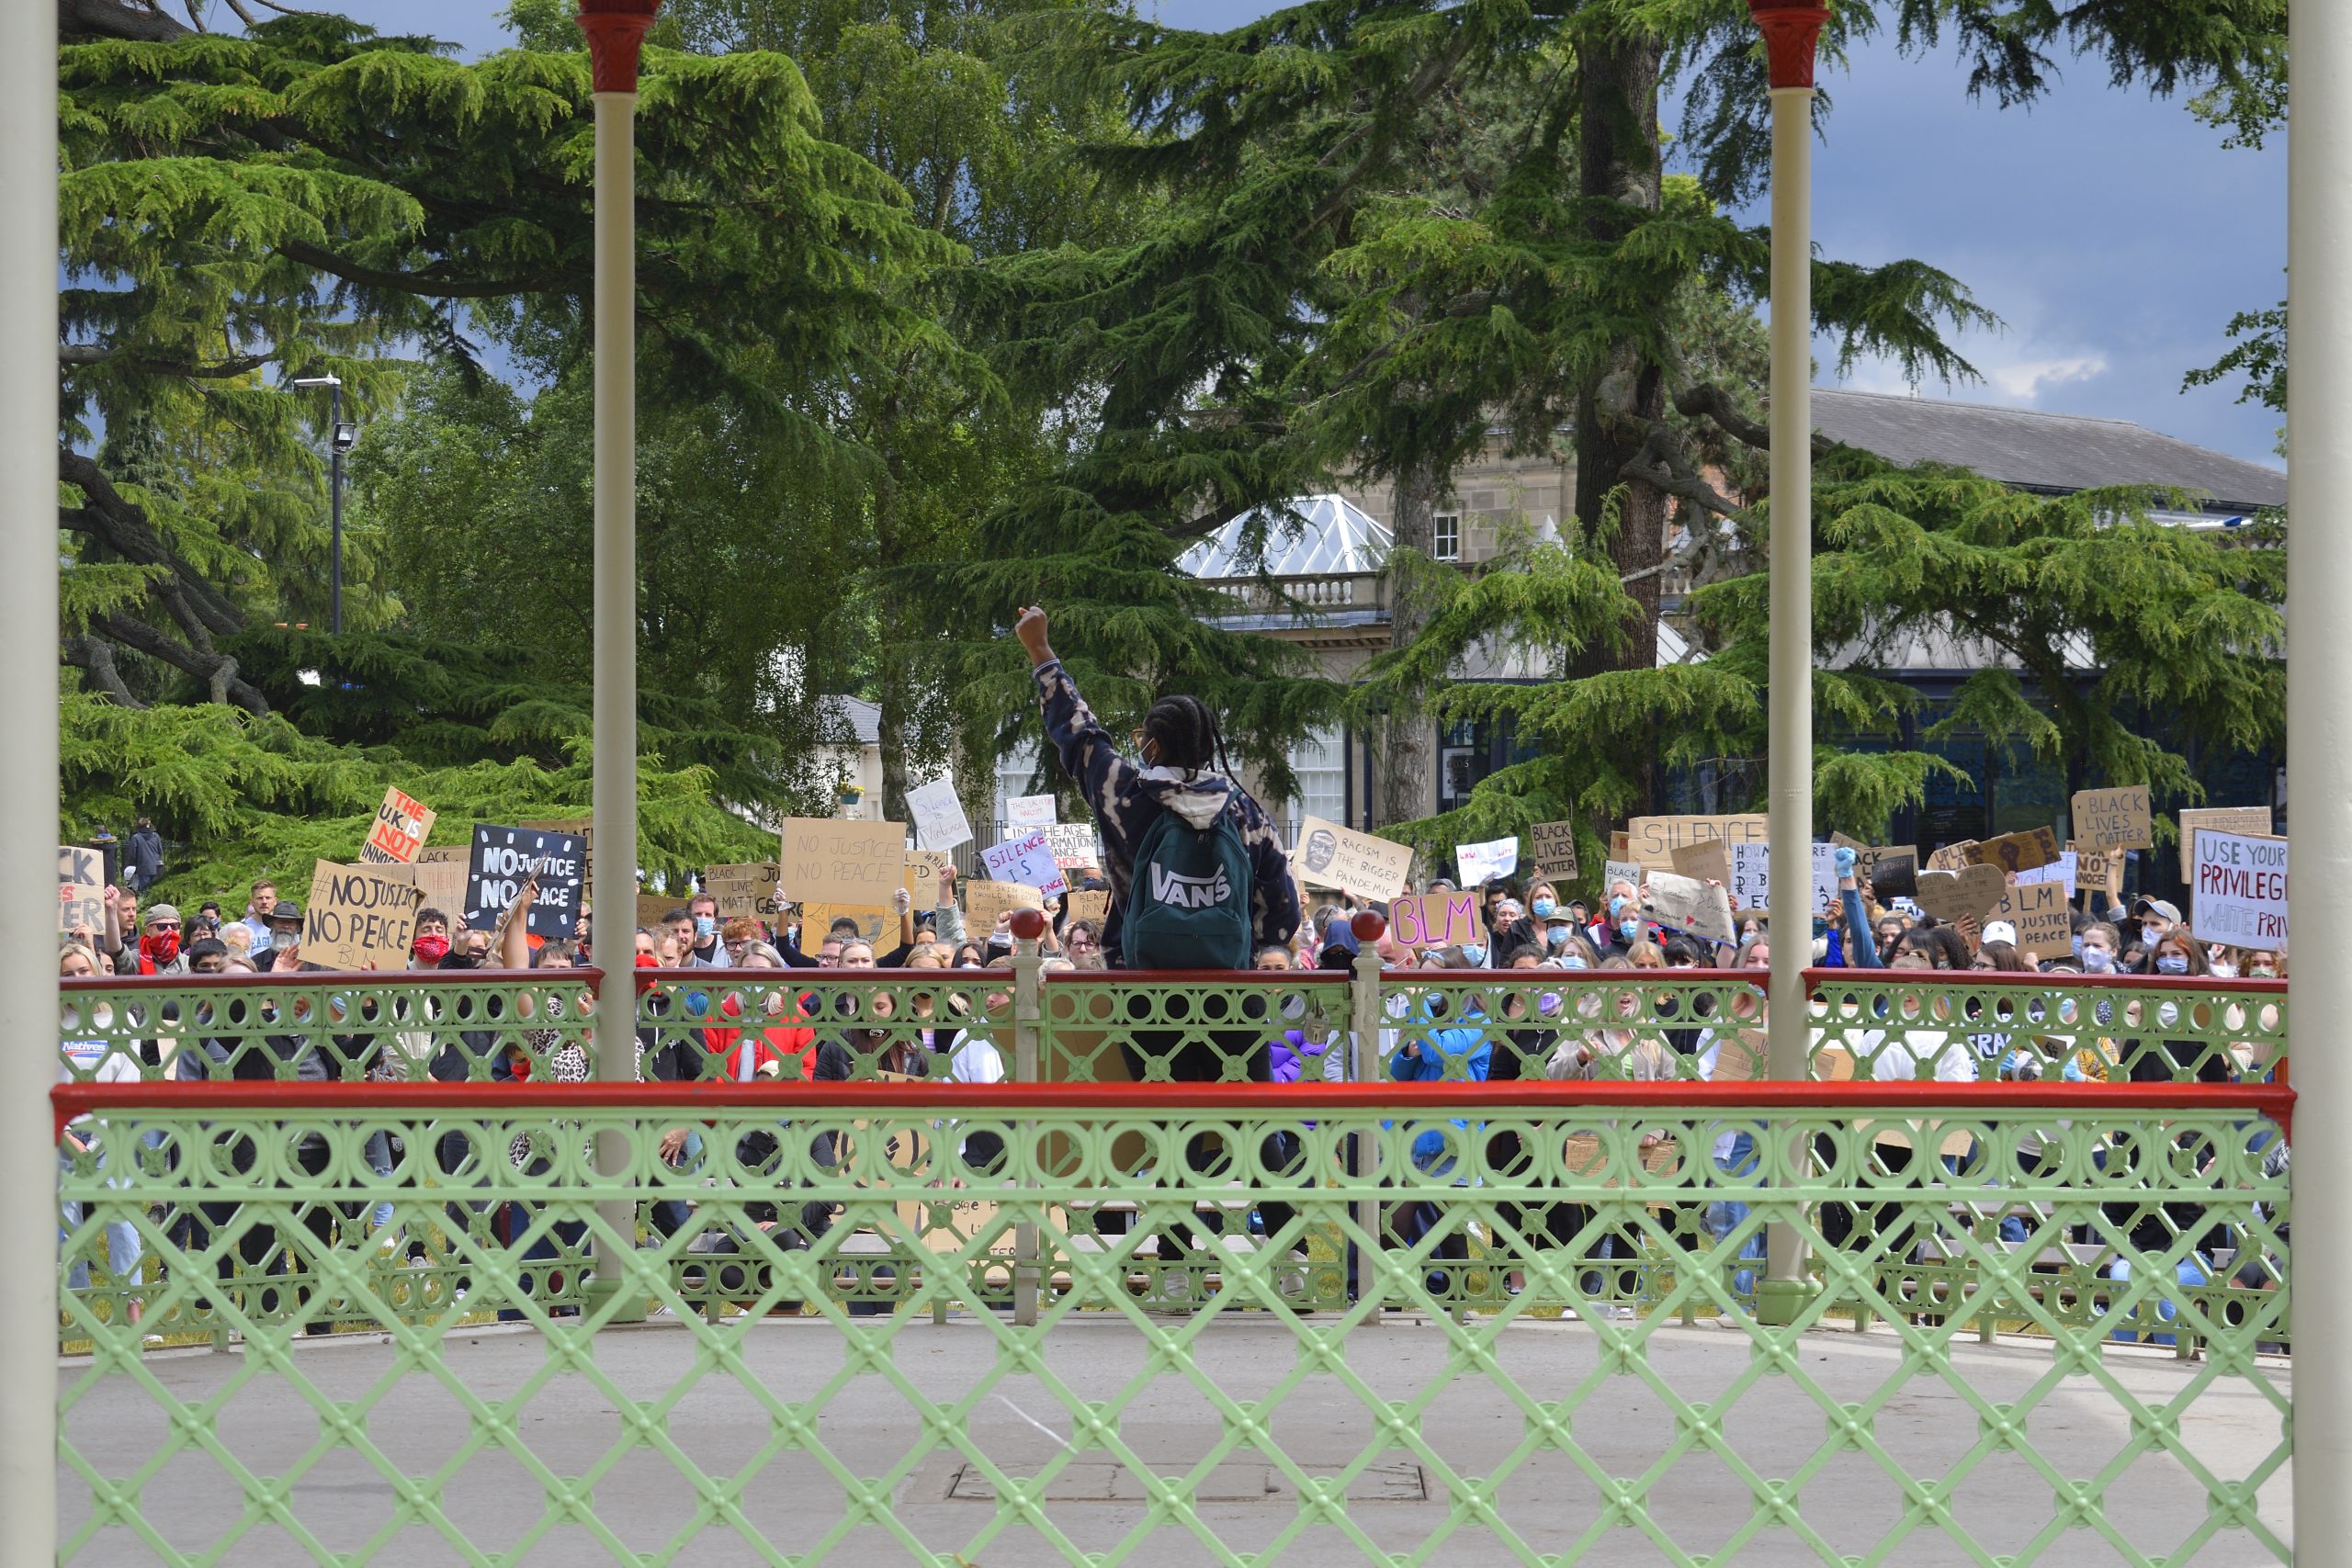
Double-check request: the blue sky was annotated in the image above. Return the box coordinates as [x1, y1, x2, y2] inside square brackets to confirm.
[244, 0, 2286, 467]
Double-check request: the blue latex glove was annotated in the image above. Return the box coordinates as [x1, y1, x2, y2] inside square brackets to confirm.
[1833, 844, 1858, 878]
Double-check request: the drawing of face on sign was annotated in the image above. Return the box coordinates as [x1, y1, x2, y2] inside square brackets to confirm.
[1304, 828, 1338, 876]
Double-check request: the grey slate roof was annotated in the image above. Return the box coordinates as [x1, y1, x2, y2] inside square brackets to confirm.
[1812, 389, 2286, 512]
[819, 694, 881, 746]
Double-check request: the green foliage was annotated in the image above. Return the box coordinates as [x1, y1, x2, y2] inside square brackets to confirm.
[63, 689, 774, 914]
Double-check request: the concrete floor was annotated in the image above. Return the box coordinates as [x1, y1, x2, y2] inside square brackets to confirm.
[58, 1313, 2291, 1566]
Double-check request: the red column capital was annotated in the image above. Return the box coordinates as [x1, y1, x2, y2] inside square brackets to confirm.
[579, 0, 663, 95]
[1747, 0, 1829, 91]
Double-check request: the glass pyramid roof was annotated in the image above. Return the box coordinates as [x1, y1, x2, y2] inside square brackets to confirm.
[1175, 494, 1392, 580]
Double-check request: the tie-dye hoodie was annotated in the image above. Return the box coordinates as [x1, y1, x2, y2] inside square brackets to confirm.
[1034, 658, 1300, 967]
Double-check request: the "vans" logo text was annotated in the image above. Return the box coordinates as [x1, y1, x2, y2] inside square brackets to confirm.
[1150, 865, 1232, 908]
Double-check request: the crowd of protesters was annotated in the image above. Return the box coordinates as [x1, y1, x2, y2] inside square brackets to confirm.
[55, 606, 2282, 1335]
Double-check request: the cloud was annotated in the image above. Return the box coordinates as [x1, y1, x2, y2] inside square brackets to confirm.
[1982, 354, 2109, 403]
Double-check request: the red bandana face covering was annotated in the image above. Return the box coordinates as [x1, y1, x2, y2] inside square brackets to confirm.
[413, 933, 451, 963]
[139, 930, 180, 967]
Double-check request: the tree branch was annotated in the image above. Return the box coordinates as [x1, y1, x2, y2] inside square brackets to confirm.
[275, 238, 579, 303]
[93, 611, 269, 714]
[62, 635, 144, 708]
[60, 344, 274, 379]
[1675, 380, 1834, 459]
[59, 450, 248, 637]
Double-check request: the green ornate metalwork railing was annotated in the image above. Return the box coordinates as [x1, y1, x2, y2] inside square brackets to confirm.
[54, 1075, 2291, 1565]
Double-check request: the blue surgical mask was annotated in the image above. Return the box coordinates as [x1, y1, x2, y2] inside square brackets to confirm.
[1460, 944, 1487, 966]
[1619, 919, 1638, 942]
[1562, 954, 1589, 971]
[695, 915, 716, 941]
[2155, 954, 2189, 975]
[1545, 925, 1571, 948]
[2071, 934, 2085, 960]
[1609, 895, 1628, 918]
[2142, 922, 2165, 947]
[2083, 946, 2115, 974]
[1532, 898, 1556, 919]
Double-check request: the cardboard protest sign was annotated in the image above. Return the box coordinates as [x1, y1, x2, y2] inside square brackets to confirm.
[2178, 807, 2273, 879]
[1602, 859, 1646, 900]
[1041, 823, 1101, 870]
[1624, 814, 1770, 875]
[1727, 844, 1770, 911]
[1391, 889, 1480, 949]
[358, 786, 436, 865]
[903, 850, 951, 906]
[304, 861, 424, 971]
[2071, 842, 2124, 898]
[58, 845, 103, 936]
[2071, 786, 2153, 851]
[1610, 830, 1630, 863]
[704, 862, 786, 919]
[2190, 829, 2288, 951]
[1644, 870, 1736, 946]
[796, 902, 894, 958]
[1831, 833, 1918, 900]
[2013, 852, 2076, 899]
[1064, 889, 1110, 930]
[1529, 820, 1579, 880]
[1669, 838, 1731, 889]
[906, 779, 974, 852]
[1964, 828, 2062, 875]
[962, 877, 1045, 928]
[780, 817, 908, 906]
[1294, 815, 1415, 902]
[1916, 865, 2004, 925]
[1005, 795, 1057, 830]
[1708, 1030, 1765, 1085]
[466, 824, 586, 942]
[1454, 835, 1520, 887]
[983, 829, 1069, 898]
[1927, 840, 1978, 873]
[411, 857, 469, 924]
[636, 892, 679, 930]
[1989, 878, 2072, 959]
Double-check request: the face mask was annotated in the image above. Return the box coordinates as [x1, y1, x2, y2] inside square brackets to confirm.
[2155, 954, 2189, 975]
[695, 915, 717, 941]
[1619, 919, 1638, 942]
[1545, 925, 1571, 948]
[1562, 954, 1588, 971]
[1460, 945, 1486, 966]
[2083, 947, 2115, 974]
[413, 933, 451, 963]
[2142, 923, 2165, 947]
[2211, 962, 2238, 979]
[1537, 991, 1563, 1017]
[139, 931, 179, 965]
[1608, 896, 1628, 919]
[2251, 966, 2277, 980]
[2071, 935, 2085, 960]
[1531, 898, 1556, 919]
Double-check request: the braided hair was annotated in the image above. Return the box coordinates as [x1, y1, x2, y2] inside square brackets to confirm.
[1141, 694, 1235, 778]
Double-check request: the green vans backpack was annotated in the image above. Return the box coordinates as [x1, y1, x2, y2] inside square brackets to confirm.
[1124, 800, 1254, 970]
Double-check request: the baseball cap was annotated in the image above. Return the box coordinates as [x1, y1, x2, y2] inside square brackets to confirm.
[145, 904, 182, 926]
[2131, 897, 2183, 923]
[1981, 920, 2018, 947]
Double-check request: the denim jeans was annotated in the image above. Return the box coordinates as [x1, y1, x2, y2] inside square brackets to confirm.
[59, 1141, 142, 1293]
[1703, 1131, 1765, 1303]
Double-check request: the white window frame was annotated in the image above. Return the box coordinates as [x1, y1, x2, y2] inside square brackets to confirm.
[1431, 511, 1462, 562]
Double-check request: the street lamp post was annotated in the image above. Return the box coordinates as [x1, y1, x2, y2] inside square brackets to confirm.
[290, 375, 358, 634]
[1746, 0, 1828, 1326]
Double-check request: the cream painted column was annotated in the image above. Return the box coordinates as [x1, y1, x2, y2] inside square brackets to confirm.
[1748, 0, 1827, 1317]
[2290, 0, 2346, 1553]
[3, 2, 58, 1549]
[580, 0, 661, 1322]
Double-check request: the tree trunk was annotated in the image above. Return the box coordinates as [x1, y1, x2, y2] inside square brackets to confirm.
[1573, 26, 1668, 681]
[1379, 454, 1442, 831]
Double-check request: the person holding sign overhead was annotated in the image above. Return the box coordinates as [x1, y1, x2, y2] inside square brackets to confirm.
[1014, 604, 1305, 1253]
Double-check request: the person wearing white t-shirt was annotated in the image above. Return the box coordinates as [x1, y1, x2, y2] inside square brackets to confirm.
[59, 942, 145, 1333]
